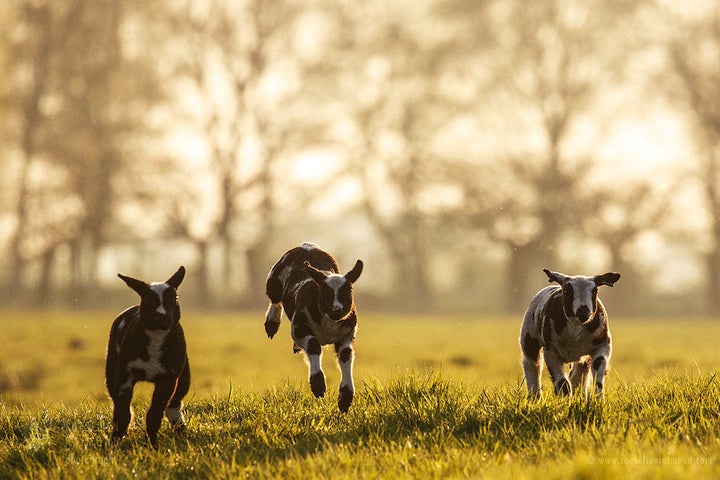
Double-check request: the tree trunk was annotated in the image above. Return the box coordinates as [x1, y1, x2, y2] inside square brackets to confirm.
[245, 244, 269, 307]
[68, 238, 83, 307]
[705, 249, 720, 316]
[194, 240, 211, 309]
[8, 4, 53, 303]
[36, 246, 57, 307]
[7, 162, 30, 304]
[505, 241, 542, 313]
[605, 245, 636, 315]
[703, 152, 720, 316]
[406, 216, 432, 311]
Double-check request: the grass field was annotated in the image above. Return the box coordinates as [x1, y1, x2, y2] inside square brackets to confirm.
[1, 311, 719, 478]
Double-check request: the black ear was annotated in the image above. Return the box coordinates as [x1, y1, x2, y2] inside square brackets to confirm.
[345, 259, 363, 284]
[166, 266, 186, 289]
[304, 261, 328, 285]
[594, 272, 621, 287]
[543, 269, 569, 285]
[118, 273, 148, 296]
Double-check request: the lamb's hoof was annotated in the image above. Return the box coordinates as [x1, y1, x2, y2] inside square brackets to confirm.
[111, 430, 126, 443]
[526, 391, 541, 401]
[595, 382, 605, 398]
[555, 379, 572, 396]
[170, 422, 187, 434]
[264, 321, 279, 339]
[310, 372, 326, 398]
[338, 386, 354, 413]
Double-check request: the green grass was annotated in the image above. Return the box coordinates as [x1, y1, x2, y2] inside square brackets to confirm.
[1, 374, 719, 479]
[0, 311, 719, 478]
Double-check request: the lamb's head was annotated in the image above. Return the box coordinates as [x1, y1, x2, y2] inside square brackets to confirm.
[118, 266, 186, 330]
[305, 260, 363, 321]
[543, 268, 621, 323]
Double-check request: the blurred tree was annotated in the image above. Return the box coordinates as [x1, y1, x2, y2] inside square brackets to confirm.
[313, 0, 469, 310]
[665, 7, 720, 315]
[2, 0, 168, 305]
[582, 181, 673, 313]
[0, 0, 700, 314]
[3, 1, 54, 303]
[167, 0, 307, 304]
[442, 0, 646, 310]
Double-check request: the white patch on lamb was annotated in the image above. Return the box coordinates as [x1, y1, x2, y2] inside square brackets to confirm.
[149, 283, 169, 315]
[325, 275, 347, 311]
[127, 330, 168, 380]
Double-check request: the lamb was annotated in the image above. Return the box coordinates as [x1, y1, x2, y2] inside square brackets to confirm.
[264, 243, 363, 412]
[105, 266, 190, 449]
[519, 268, 621, 398]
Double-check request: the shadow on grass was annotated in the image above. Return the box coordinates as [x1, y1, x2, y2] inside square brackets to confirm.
[161, 373, 611, 464]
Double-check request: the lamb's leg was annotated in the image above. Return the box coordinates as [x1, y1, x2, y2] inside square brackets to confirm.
[304, 336, 325, 398]
[111, 375, 135, 442]
[105, 347, 119, 399]
[569, 356, 591, 397]
[264, 303, 283, 339]
[544, 350, 571, 396]
[291, 318, 325, 398]
[520, 332, 543, 398]
[591, 347, 611, 398]
[334, 334, 355, 412]
[165, 361, 190, 431]
[264, 266, 285, 339]
[147, 377, 179, 449]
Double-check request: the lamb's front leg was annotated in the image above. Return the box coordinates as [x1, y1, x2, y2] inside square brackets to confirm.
[292, 321, 325, 398]
[146, 377, 179, 449]
[544, 349, 571, 396]
[111, 374, 135, 442]
[591, 346, 611, 398]
[334, 334, 355, 413]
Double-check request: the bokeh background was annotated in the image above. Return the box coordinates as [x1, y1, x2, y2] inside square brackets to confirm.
[1, 0, 719, 316]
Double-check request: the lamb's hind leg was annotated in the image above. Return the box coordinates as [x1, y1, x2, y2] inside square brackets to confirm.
[264, 303, 283, 338]
[165, 361, 190, 431]
[520, 332, 542, 398]
[264, 268, 284, 339]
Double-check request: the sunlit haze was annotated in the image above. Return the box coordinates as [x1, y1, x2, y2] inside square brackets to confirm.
[1, 0, 719, 315]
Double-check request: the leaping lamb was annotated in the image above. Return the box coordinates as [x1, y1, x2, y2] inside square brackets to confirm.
[264, 242, 363, 412]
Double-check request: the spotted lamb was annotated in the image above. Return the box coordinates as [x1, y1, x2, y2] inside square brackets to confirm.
[519, 268, 621, 398]
[264, 243, 363, 412]
[105, 266, 190, 448]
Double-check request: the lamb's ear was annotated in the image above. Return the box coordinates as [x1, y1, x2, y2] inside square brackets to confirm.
[166, 266, 186, 289]
[594, 272, 621, 287]
[304, 261, 328, 285]
[345, 260, 363, 284]
[118, 274, 148, 296]
[543, 269, 568, 285]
